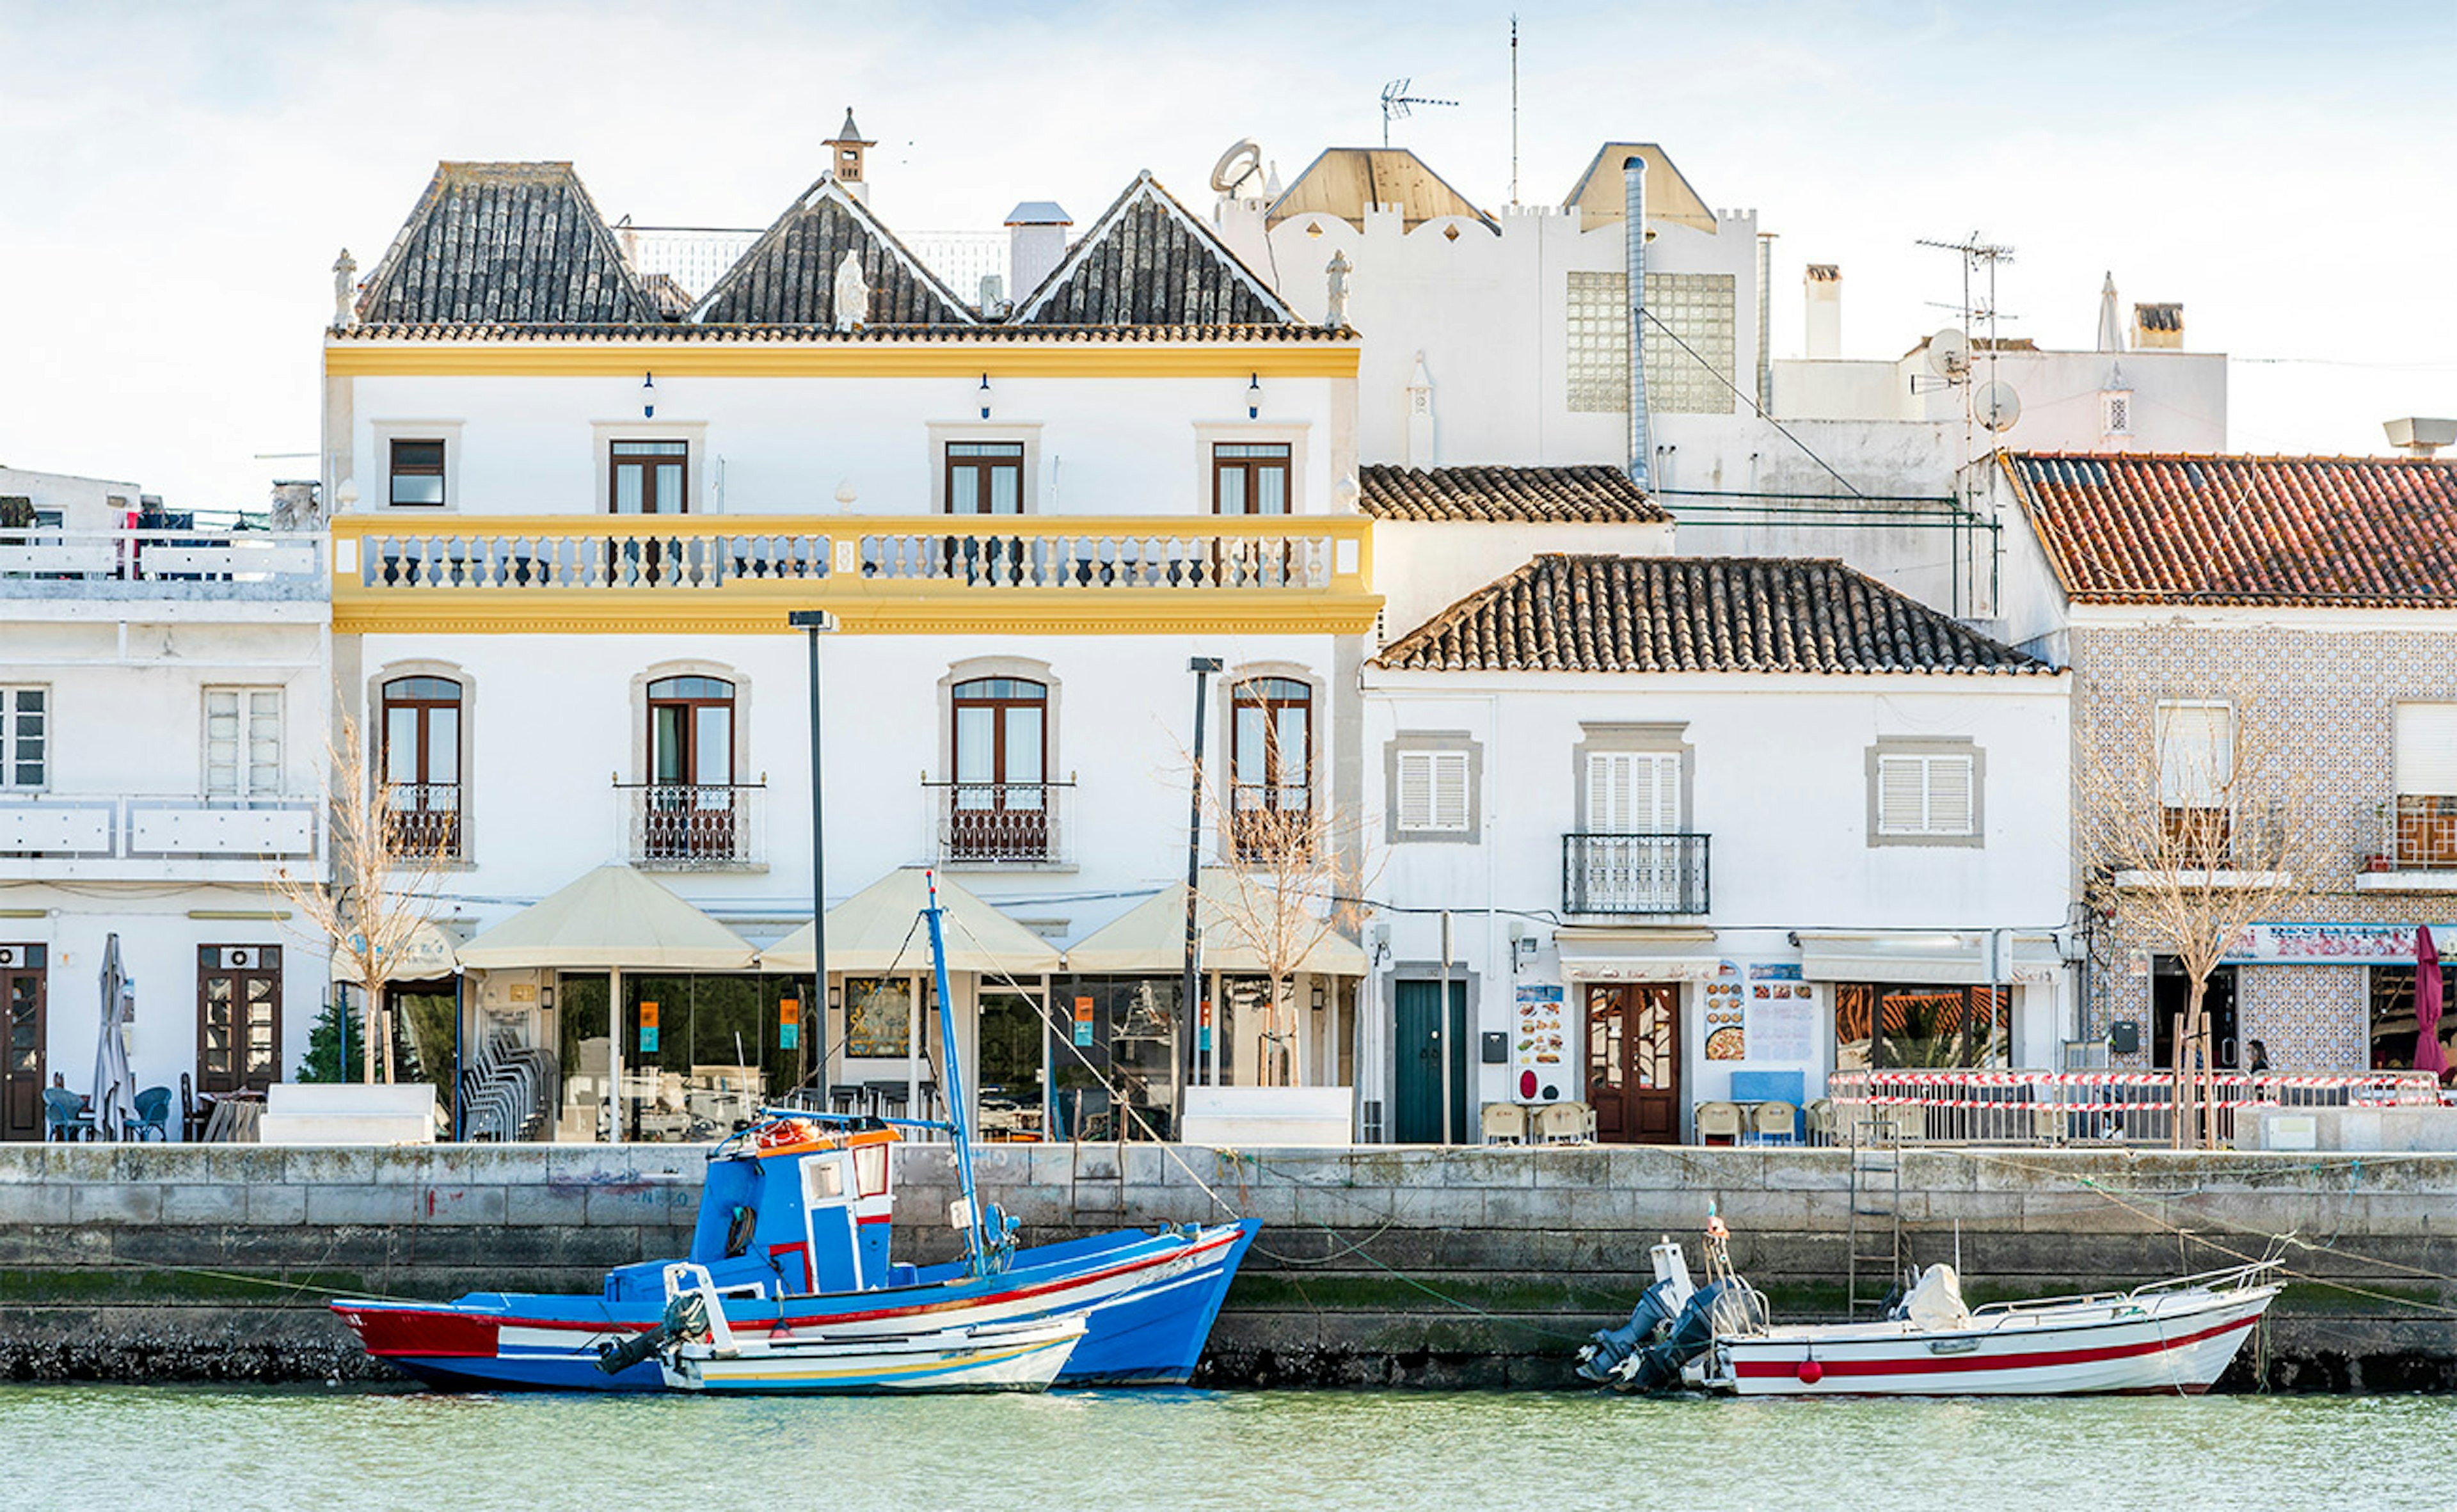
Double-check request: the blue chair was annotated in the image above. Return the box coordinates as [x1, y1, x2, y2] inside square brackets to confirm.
[42, 1086, 91, 1142]
[133, 1086, 172, 1142]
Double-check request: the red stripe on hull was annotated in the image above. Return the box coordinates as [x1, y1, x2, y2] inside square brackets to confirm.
[333, 1304, 500, 1360]
[1731, 1314, 2257, 1379]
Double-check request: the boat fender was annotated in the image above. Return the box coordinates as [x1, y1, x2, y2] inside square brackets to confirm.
[724, 1204, 758, 1259]
[1796, 1358, 1824, 1385]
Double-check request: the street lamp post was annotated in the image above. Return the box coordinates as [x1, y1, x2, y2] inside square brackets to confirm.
[1180, 656, 1223, 1129]
[790, 610, 838, 1098]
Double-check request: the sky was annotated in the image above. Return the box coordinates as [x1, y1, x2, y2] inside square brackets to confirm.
[4, 0, 2454, 509]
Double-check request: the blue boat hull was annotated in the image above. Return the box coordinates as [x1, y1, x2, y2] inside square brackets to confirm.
[335, 1220, 1256, 1392]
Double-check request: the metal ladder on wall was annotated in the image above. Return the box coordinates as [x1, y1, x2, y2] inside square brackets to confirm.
[1845, 1135, 1904, 1317]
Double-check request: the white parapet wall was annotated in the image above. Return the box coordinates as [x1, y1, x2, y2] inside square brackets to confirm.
[258, 1082, 440, 1145]
[1180, 1086, 1355, 1148]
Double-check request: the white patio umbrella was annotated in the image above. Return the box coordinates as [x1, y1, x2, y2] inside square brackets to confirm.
[91, 933, 139, 1141]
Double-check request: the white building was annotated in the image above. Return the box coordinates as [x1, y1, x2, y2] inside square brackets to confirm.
[1361, 550, 2074, 1143]
[0, 467, 331, 1140]
[324, 148, 1377, 1142]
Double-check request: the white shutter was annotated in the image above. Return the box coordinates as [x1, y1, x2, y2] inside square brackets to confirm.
[1395, 751, 1435, 831]
[2398, 704, 2457, 797]
[246, 691, 282, 798]
[205, 690, 239, 797]
[1927, 755, 1975, 834]
[1877, 756, 1927, 834]
[1586, 751, 1679, 834]
[1429, 751, 1471, 832]
[2156, 703, 2230, 807]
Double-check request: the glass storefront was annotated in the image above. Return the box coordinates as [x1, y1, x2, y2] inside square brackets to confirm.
[2369, 964, 2456, 1072]
[1833, 982, 2008, 1069]
[555, 972, 813, 1142]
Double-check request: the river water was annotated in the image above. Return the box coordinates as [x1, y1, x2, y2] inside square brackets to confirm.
[6, 1385, 2453, 1512]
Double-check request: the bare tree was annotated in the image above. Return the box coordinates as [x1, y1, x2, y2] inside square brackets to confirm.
[1197, 721, 1376, 1088]
[270, 710, 449, 1084]
[2075, 685, 2321, 1148]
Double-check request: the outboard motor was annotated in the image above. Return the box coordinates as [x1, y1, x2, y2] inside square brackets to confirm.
[594, 1287, 709, 1376]
[1612, 1278, 1767, 1392]
[1577, 1237, 1698, 1387]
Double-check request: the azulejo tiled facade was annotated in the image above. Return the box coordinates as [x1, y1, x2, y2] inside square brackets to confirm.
[2076, 622, 2457, 1072]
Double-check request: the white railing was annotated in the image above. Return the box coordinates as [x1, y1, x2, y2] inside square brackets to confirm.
[1820, 1068, 2444, 1147]
[0, 529, 324, 587]
[0, 793, 319, 860]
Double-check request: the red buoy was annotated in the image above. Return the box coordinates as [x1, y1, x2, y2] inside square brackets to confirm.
[1797, 1359, 1825, 1385]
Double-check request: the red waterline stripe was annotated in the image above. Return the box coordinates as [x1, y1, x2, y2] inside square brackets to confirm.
[1731, 1313, 2259, 1379]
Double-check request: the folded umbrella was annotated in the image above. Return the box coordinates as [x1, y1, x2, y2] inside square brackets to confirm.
[2418, 927, 2448, 1076]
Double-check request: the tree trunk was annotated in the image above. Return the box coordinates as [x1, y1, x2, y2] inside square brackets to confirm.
[2179, 977, 2207, 1150]
[359, 983, 379, 1085]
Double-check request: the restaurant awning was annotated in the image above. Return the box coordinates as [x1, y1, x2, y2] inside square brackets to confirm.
[1554, 926, 1723, 982]
[1066, 868, 1369, 977]
[759, 866, 1062, 977]
[456, 864, 756, 971]
[331, 918, 461, 985]
[1797, 931, 2063, 986]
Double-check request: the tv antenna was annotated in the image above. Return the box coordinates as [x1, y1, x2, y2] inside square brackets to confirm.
[1917, 231, 2019, 617]
[1380, 78, 1458, 147]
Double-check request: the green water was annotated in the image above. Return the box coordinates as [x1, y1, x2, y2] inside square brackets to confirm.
[4, 1385, 2453, 1511]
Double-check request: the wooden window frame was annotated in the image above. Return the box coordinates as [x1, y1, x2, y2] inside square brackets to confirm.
[610, 439, 691, 515]
[380, 675, 464, 858]
[944, 442, 1026, 516]
[642, 675, 738, 861]
[1229, 677, 1313, 861]
[948, 677, 1051, 861]
[388, 439, 447, 507]
[1212, 442, 1292, 516]
[196, 944, 282, 1096]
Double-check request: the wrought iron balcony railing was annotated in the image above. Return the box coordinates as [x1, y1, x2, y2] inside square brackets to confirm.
[1562, 832, 1712, 916]
[925, 779, 1076, 866]
[384, 783, 463, 859]
[617, 781, 767, 870]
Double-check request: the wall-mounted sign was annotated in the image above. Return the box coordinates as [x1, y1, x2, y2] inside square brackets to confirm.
[779, 996, 800, 1051]
[2223, 923, 2454, 966]
[1074, 994, 1096, 1047]
[1745, 964, 1814, 1061]
[1703, 962, 1745, 1060]
[638, 1000, 660, 1054]
[1513, 983, 1565, 1096]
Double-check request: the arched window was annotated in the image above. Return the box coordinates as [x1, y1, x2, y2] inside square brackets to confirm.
[380, 675, 462, 857]
[949, 677, 1047, 861]
[644, 676, 736, 861]
[1230, 677, 1312, 861]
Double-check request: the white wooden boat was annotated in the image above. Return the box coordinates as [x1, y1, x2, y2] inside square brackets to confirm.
[1703, 1260, 2283, 1396]
[646, 1263, 1088, 1395]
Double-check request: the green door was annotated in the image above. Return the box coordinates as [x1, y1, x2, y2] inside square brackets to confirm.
[1393, 979, 1468, 1144]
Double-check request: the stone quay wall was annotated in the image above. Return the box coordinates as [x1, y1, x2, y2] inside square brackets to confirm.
[2, 1142, 2451, 1390]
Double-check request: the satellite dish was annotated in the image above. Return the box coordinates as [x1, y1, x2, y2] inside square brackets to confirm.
[1210, 139, 1264, 196]
[1925, 328, 1971, 379]
[1976, 381, 2023, 433]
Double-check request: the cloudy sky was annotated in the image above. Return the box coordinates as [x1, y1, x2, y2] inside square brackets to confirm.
[4, 0, 2453, 508]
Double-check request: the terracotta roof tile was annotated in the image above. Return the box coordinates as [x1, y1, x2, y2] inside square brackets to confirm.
[1358, 465, 1668, 523]
[329, 321, 1349, 344]
[694, 177, 974, 326]
[355, 163, 658, 326]
[1374, 555, 2047, 675]
[2005, 452, 2457, 605]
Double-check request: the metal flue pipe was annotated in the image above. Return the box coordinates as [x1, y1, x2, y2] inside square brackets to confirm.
[1623, 155, 1653, 491]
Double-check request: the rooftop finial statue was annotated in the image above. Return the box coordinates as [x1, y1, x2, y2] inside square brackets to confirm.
[833, 250, 870, 333]
[332, 248, 358, 328]
[1324, 250, 1353, 327]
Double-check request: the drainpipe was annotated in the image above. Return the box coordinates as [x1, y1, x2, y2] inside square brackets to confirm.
[1756, 232, 1776, 415]
[1623, 156, 1652, 490]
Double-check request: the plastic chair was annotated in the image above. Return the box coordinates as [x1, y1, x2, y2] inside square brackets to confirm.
[42, 1086, 90, 1142]
[1805, 1097, 1836, 1145]
[1536, 1101, 1596, 1145]
[1749, 1099, 1799, 1145]
[1480, 1102, 1528, 1145]
[1694, 1101, 1743, 1145]
[132, 1086, 172, 1142]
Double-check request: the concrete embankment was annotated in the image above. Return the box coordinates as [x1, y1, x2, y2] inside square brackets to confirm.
[1, 1143, 2450, 1390]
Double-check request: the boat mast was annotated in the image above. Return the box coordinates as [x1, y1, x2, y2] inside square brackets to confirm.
[922, 871, 989, 1276]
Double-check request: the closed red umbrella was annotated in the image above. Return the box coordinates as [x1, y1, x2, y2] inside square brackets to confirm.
[2417, 926, 2449, 1076]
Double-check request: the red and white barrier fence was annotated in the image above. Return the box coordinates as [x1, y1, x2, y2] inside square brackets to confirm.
[1818, 1069, 2444, 1147]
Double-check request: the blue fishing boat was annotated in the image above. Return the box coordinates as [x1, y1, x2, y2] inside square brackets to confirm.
[333, 875, 1257, 1391]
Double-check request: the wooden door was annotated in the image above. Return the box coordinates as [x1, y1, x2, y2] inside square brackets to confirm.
[1392, 979, 1468, 1144]
[198, 945, 282, 1095]
[1587, 983, 1680, 1144]
[0, 947, 44, 1142]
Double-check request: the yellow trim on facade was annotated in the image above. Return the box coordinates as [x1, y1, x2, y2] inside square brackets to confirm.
[324, 342, 1360, 380]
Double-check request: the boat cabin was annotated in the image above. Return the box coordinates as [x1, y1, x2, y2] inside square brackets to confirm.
[605, 1121, 900, 1303]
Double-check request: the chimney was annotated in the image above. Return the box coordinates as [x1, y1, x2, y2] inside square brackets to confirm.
[2134, 301, 2183, 350]
[1005, 202, 1072, 308]
[1804, 264, 1841, 358]
[823, 108, 876, 203]
[1623, 155, 1652, 490]
[2385, 418, 2457, 458]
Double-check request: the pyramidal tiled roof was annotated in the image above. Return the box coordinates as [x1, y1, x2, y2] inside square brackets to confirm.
[693, 176, 976, 326]
[1360, 465, 1669, 523]
[355, 162, 660, 326]
[1012, 171, 1300, 326]
[2005, 451, 2457, 606]
[1375, 555, 2048, 675]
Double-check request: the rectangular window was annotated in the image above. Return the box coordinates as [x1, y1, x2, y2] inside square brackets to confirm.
[944, 442, 1025, 514]
[0, 688, 45, 790]
[388, 440, 446, 507]
[1584, 750, 1680, 834]
[1566, 271, 1737, 416]
[204, 688, 282, 800]
[1394, 749, 1471, 835]
[610, 440, 689, 514]
[1833, 982, 2008, 1070]
[2156, 701, 2232, 851]
[1876, 753, 1976, 837]
[845, 976, 914, 1059]
[1213, 443, 1291, 516]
